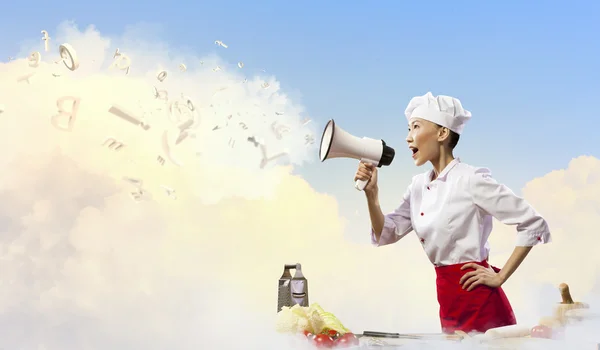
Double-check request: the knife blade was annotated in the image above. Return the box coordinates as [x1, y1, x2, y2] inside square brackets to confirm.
[359, 331, 463, 341]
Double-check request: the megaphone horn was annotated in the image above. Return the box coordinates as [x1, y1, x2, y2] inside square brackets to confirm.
[319, 119, 395, 191]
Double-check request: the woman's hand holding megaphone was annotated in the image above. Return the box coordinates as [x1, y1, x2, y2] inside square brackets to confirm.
[354, 161, 378, 195]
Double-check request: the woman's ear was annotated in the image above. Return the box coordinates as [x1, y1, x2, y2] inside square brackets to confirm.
[437, 127, 450, 142]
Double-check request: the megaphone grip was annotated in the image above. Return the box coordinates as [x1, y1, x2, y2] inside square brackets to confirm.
[356, 158, 376, 191]
[355, 179, 368, 191]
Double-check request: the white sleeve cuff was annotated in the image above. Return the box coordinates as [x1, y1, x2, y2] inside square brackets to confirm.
[515, 228, 552, 247]
[370, 216, 401, 247]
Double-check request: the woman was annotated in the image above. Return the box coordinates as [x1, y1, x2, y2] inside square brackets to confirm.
[355, 92, 551, 334]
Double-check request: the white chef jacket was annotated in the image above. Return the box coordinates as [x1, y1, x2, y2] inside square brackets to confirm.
[371, 158, 551, 266]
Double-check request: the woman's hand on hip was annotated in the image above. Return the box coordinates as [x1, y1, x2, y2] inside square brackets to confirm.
[459, 263, 504, 291]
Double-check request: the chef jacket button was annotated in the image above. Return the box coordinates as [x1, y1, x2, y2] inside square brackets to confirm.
[420, 212, 424, 216]
[427, 186, 430, 190]
[537, 236, 541, 241]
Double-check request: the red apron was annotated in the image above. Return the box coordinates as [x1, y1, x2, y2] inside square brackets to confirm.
[435, 260, 516, 334]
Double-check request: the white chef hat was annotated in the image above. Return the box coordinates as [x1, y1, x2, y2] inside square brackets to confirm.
[404, 92, 472, 135]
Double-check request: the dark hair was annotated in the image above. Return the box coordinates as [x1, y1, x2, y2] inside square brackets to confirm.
[448, 130, 460, 150]
[436, 124, 460, 150]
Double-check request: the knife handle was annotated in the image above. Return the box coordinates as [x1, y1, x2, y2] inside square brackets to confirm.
[362, 331, 401, 338]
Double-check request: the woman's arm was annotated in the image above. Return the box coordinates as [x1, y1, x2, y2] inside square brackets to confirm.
[497, 246, 532, 284]
[368, 183, 414, 247]
[460, 167, 550, 291]
[366, 191, 386, 238]
[460, 246, 532, 291]
[469, 167, 551, 246]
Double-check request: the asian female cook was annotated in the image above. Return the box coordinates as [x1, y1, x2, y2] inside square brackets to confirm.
[354, 92, 551, 334]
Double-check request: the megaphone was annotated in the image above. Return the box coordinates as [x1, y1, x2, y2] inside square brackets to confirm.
[319, 119, 395, 191]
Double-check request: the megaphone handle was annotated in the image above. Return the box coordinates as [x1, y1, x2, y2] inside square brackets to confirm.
[355, 158, 376, 191]
[355, 179, 368, 191]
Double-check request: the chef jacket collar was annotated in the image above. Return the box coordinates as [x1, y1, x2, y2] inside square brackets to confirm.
[426, 158, 461, 185]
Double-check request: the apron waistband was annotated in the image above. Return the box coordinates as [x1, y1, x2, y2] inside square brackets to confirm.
[434, 260, 489, 276]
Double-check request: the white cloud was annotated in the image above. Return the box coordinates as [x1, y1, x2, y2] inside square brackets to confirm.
[1, 21, 600, 350]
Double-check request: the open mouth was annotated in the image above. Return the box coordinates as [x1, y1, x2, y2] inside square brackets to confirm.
[410, 147, 419, 158]
[292, 293, 307, 298]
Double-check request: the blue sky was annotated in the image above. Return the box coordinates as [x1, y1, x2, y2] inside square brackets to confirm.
[2, 0, 598, 239]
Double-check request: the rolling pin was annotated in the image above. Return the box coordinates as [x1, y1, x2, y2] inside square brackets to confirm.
[484, 325, 531, 339]
[554, 283, 589, 325]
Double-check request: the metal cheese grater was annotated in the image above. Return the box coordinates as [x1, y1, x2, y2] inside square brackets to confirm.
[277, 263, 309, 312]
